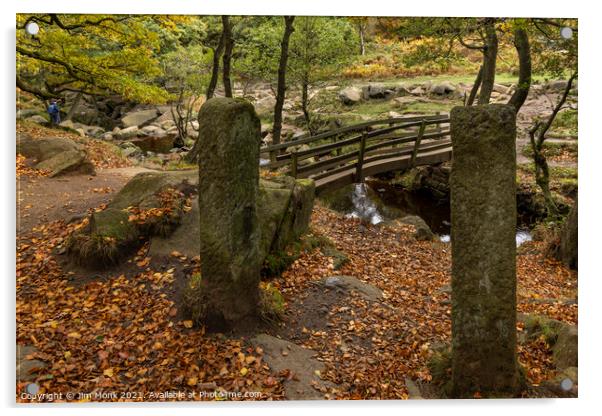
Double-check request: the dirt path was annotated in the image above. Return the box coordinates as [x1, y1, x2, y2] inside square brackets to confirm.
[16, 166, 158, 235]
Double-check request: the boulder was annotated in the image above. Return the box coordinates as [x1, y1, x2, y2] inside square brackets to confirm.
[16, 135, 95, 177]
[85, 126, 105, 137]
[400, 215, 435, 241]
[410, 86, 425, 96]
[251, 334, 333, 400]
[114, 125, 139, 140]
[430, 82, 456, 95]
[66, 171, 194, 267]
[28, 115, 49, 125]
[553, 324, 578, 370]
[17, 345, 48, 382]
[254, 96, 277, 116]
[492, 83, 509, 94]
[119, 141, 143, 158]
[338, 87, 362, 105]
[67, 170, 315, 270]
[139, 125, 166, 137]
[129, 134, 175, 154]
[148, 173, 315, 265]
[100, 132, 113, 141]
[547, 80, 569, 92]
[362, 83, 393, 100]
[16, 109, 42, 119]
[322, 275, 383, 302]
[121, 109, 160, 128]
[161, 119, 176, 130]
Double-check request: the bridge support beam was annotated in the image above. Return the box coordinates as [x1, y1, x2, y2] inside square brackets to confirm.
[194, 97, 262, 330]
[449, 105, 520, 397]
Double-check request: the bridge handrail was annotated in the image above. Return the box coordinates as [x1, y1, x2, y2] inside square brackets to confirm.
[261, 114, 449, 153]
[261, 113, 451, 183]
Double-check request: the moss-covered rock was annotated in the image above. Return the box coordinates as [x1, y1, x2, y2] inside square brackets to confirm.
[66, 208, 140, 267]
[67, 171, 194, 268]
[68, 170, 315, 273]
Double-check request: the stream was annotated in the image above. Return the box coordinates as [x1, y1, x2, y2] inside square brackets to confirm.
[339, 178, 532, 247]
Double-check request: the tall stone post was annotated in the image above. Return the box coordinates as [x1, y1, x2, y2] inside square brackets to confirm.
[449, 105, 519, 397]
[197, 97, 262, 329]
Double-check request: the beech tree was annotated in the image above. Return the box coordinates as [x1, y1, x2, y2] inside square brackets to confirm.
[16, 14, 171, 104]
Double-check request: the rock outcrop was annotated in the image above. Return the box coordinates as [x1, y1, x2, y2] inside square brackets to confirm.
[16, 134, 95, 177]
[67, 170, 315, 271]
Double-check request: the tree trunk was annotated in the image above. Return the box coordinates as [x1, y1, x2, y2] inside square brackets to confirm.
[508, 27, 531, 113]
[271, 16, 295, 154]
[222, 16, 233, 98]
[534, 148, 558, 217]
[528, 72, 576, 217]
[206, 31, 226, 100]
[359, 22, 366, 56]
[466, 66, 483, 106]
[187, 29, 227, 163]
[477, 19, 498, 105]
[301, 80, 313, 135]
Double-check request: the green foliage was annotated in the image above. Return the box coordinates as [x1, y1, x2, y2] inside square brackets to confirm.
[161, 45, 213, 95]
[17, 14, 174, 103]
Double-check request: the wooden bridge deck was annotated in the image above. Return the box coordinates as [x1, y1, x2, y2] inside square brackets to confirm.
[261, 114, 453, 194]
[313, 142, 452, 194]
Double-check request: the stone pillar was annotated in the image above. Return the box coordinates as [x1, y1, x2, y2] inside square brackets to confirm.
[197, 97, 262, 329]
[449, 105, 519, 397]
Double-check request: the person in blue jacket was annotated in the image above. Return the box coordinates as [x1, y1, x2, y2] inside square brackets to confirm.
[47, 99, 61, 125]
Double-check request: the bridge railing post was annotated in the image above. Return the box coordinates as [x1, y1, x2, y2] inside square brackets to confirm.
[290, 150, 298, 178]
[355, 132, 367, 183]
[435, 111, 442, 134]
[410, 120, 427, 168]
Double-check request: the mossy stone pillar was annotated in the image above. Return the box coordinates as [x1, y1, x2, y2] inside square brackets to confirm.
[449, 104, 519, 397]
[197, 97, 262, 329]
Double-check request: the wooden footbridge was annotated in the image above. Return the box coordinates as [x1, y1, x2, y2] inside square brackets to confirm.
[261, 114, 452, 194]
